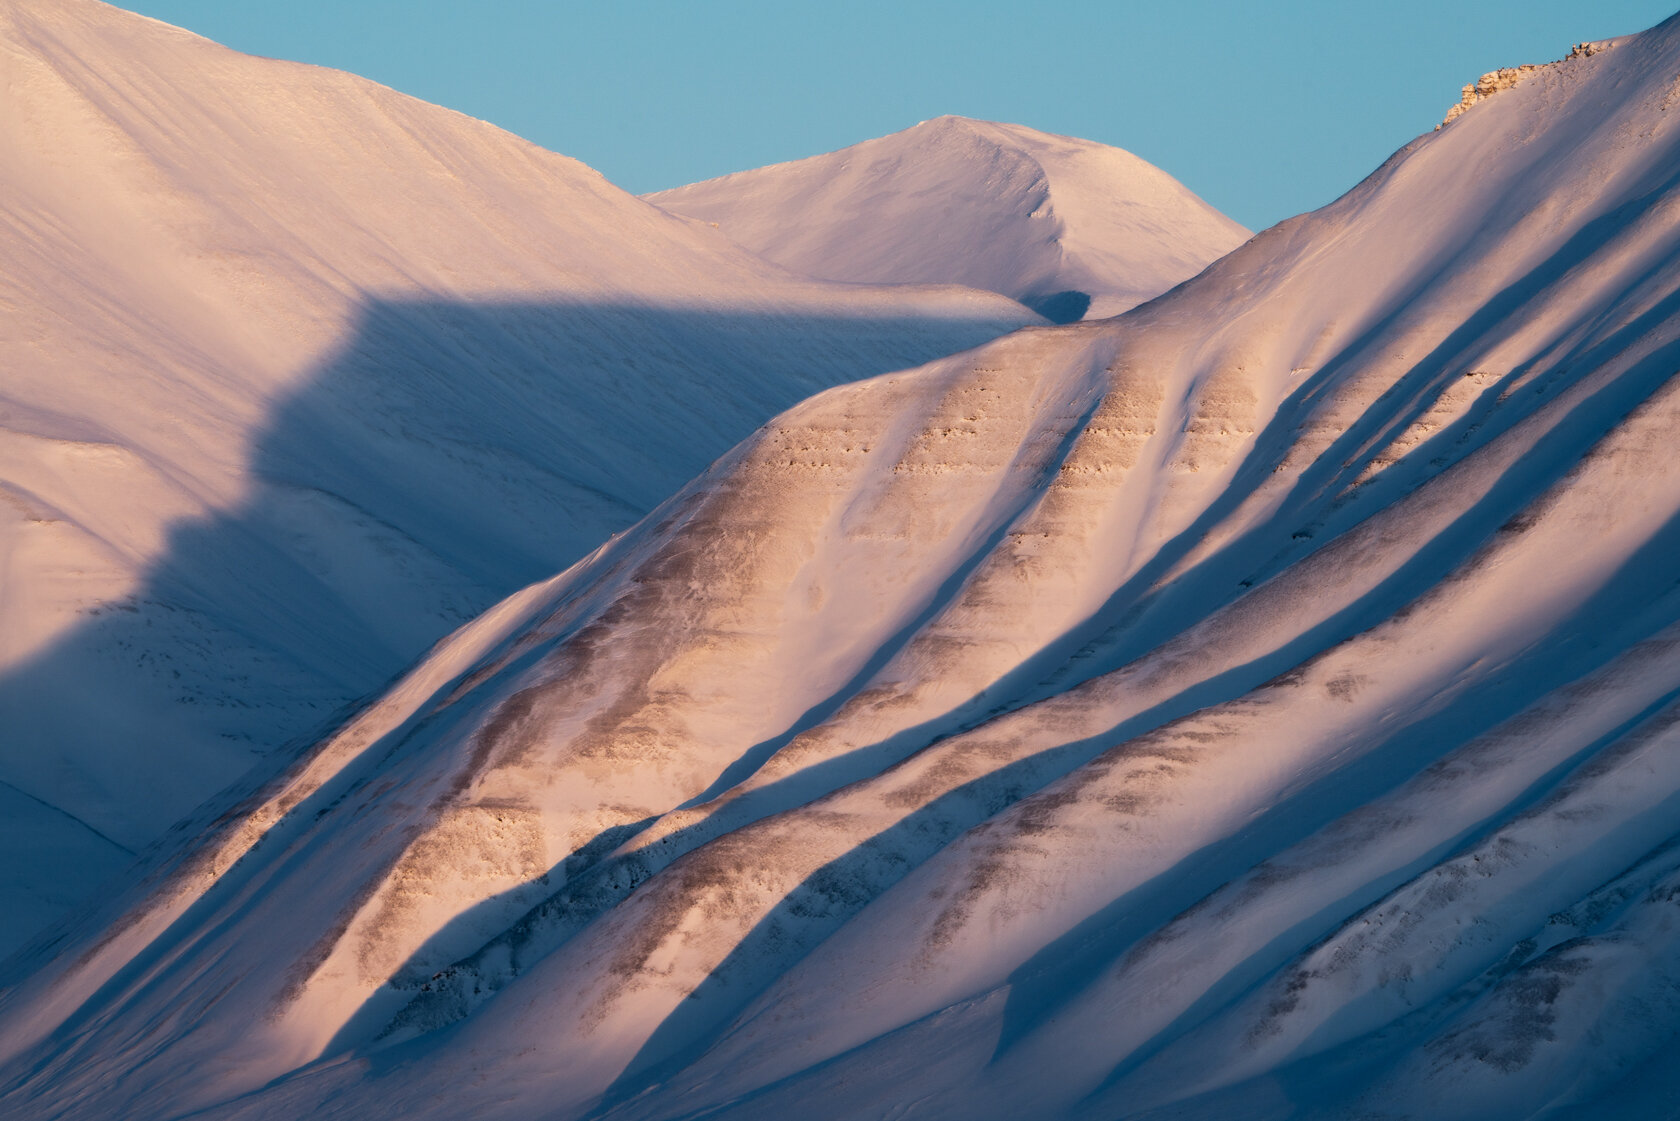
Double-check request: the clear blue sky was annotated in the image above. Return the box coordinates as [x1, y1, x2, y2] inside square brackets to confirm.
[123, 0, 1678, 231]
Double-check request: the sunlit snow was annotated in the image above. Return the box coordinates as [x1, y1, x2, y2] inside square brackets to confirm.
[5, 3, 1680, 1121]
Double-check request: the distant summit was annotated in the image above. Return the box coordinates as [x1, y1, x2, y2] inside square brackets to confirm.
[647, 116, 1249, 321]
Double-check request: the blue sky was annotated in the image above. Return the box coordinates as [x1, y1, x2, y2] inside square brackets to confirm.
[124, 0, 1677, 230]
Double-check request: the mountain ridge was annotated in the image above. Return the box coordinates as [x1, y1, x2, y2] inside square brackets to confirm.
[0, 0, 1037, 956]
[647, 114, 1250, 320]
[8, 8, 1680, 1121]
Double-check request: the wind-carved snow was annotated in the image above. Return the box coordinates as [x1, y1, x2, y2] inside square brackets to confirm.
[8, 9, 1680, 1121]
[647, 116, 1250, 320]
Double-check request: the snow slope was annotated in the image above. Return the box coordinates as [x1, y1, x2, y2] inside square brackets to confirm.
[8, 12, 1680, 1121]
[0, 1, 1037, 955]
[647, 116, 1251, 321]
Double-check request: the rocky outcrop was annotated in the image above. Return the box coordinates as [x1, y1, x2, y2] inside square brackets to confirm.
[1442, 65, 1539, 125]
[1440, 41, 1608, 126]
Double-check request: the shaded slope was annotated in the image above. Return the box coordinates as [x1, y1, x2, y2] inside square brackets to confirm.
[0, 0, 1035, 954]
[7, 16, 1680, 1121]
[647, 116, 1251, 320]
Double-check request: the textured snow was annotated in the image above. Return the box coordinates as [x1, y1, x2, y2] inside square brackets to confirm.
[6, 6, 1680, 1121]
[647, 116, 1250, 320]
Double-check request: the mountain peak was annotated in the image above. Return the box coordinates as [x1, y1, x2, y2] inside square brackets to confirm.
[0, 0, 1037, 962]
[17, 6, 1680, 1121]
[647, 117, 1248, 321]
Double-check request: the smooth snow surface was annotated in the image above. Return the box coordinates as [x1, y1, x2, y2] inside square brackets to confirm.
[0, 0, 1035, 955]
[9, 8, 1680, 1121]
[647, 116, 1251, 321]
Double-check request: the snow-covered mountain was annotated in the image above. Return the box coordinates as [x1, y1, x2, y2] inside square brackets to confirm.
[16, 8, 1680, 1121]
[647, 116, 1251, 321]
[0, 0, 1040, 954]
[7, 11, 1680, 1121]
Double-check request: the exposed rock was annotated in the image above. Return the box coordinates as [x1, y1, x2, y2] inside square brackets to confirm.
[1443, 65, 1539, 126]
[1440, 41, 1609, 128]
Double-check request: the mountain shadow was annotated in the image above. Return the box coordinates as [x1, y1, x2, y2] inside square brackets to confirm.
[1020, 290, 1092, 324]
[0, 293, 1029, 961]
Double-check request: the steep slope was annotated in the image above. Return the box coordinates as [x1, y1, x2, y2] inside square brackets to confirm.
[646, 116, 1251, 321]
[0, 1, 1036, 954]
[7, 15, 1680, 1121]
